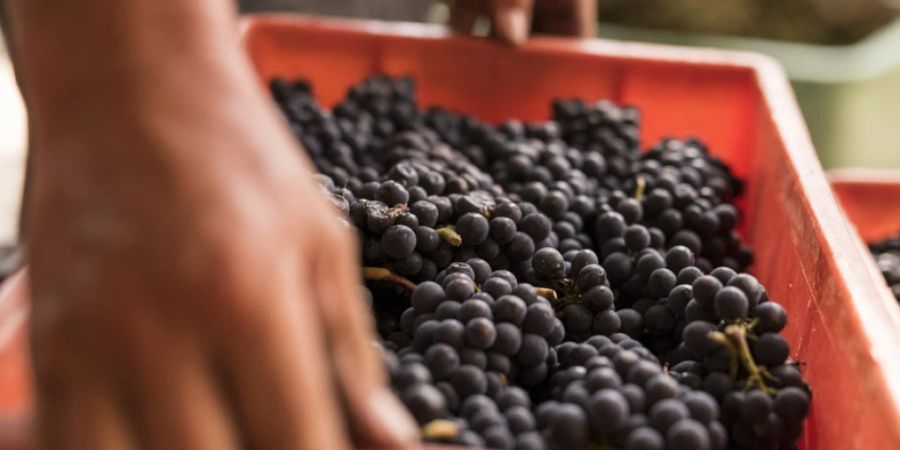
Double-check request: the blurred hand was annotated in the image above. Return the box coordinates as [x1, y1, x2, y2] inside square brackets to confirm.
[20, 17, 417, 450]
[450, 0, 598, 45]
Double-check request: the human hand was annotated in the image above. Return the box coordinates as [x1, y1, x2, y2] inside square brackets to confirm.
[450, 0, 598, 45]
[16, 8, 417, 449]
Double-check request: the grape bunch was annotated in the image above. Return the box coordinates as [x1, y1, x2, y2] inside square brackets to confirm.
[869, 233, 900, 301]
[537, 335, 729, 450]
[348, 182, 557, 281]
[631, 139, 752, 272]
[270, 74, 814, 450]
[668, 278, 811, 450]
[526, 247, 621, 341]
[551, 98, 642, 191]
[384, 344, 546, 449]
[399, 261, 565, 387]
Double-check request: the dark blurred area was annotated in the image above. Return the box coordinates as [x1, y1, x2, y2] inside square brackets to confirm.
[598, 0, 900, 45]
[237, 0, 433, 22]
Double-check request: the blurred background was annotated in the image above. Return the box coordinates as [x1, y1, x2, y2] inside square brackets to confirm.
[1, 0, 899, 253]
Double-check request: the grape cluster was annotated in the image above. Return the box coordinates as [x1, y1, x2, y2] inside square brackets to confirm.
[274, 75, 813, 450]
[551, 98, 641, 191]
[400, 262, 565, 387]
[633, 139, 751, 271]
[670, 297, 810, 450]
[538, 335, 728, 450]
[348, 185, 557, 281]
[870, 234, 900, 301]
[384, 344, 546, 449]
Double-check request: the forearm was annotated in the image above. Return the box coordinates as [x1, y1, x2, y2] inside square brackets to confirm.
[3, 0, 257, 139]
[2, 0, 291, 196]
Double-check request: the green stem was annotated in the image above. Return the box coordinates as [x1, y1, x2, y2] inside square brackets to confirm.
[710, 331, 740, 381]
[725, 324, 777, 395]
[362, 267, 417, 292]
[436, 225, 462, 247]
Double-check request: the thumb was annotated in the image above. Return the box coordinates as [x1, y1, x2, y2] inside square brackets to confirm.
[490, 0, 535, 46]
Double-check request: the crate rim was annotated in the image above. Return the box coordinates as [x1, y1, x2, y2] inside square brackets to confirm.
[241, 13, 900, 431]
[829, 167, 900, 185]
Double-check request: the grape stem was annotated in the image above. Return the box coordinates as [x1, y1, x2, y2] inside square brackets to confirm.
[421, 419, 459, 440]
[724, 323, 778, 395]
[436, 225, 463, 247]
[556, 293, 582, 310]
[634, 176, 647, 202]
[535, 287, 559, 303]
[387, 203, 408, 216]
[709, 331, 740, 380]
[362, 267, 417, 292]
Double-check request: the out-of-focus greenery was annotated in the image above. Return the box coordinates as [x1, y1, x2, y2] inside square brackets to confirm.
[598, 0, 900, 45]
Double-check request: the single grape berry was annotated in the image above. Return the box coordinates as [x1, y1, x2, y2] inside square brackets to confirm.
[583, 285, 615, 313]
[741, 389, 774, 423]
[532, 247, 566, 280]
[682, 321, 718, 357]
[401, 383, 446, 423]
[412, 281, 445, 314]
[456, 213, 490, 246]
[378, 180, 410, 206]
[753, 333, 791, 366]
[625, 225, 652, 252]
[588, 388, 630, 435]
[494, 295, 528, 325]
[649, 399, 690, 432]
[754, 301, 788, 333]
[450, 364, 488, 397]
[381, 224, 417, 259]
[714, 286, 749, 320]
[692, 275, 722, 308]
[547, 403, 588, 449]
[519, 213, 552, 242]
[774, 386, 811, 424]
[666, 419, 710, 450]
[625, 427, 664, 450]
[465, 317, 498, 350]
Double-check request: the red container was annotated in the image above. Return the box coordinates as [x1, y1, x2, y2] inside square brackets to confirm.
[2, 14, 900, 449]
[830, 169, 900, 243]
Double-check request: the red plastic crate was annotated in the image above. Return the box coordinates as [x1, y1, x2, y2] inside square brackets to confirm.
[2, 14, 900, 449]
[830, 169, 900, 243]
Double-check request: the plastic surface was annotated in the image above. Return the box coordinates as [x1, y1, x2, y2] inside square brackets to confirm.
[0, 271, 30, 449]
[1, 14, 900, 449]
[830, 169, 900, 243]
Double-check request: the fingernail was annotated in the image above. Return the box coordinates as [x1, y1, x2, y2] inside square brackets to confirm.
[499, 9, 529, 45]
[368, 390, 418, 444]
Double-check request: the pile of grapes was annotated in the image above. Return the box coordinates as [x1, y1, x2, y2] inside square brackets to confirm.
[870, 234, 900, 301]
[271, 76, 811, 450]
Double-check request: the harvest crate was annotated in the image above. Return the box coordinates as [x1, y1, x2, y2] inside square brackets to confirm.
[2, 15, 900, 449]
[830, 169, 900, 243]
